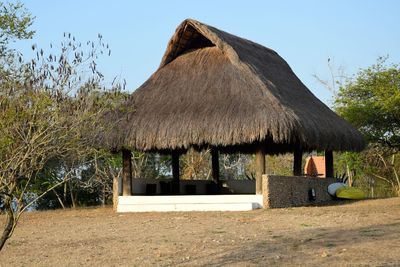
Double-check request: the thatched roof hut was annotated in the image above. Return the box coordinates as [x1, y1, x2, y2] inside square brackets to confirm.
[108, 19, 365, 199]
[111, 19, 363, 154]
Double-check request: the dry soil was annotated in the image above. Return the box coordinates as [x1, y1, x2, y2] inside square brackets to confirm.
[1, 197, 400, 266]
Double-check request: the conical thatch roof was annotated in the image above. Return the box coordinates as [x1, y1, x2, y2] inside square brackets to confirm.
[109, 19, 364, 154]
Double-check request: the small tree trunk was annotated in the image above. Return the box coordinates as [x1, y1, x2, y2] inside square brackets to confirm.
[71, 193, 77, 208]
[63, 181, 67, 204]
[52, 189, 66, 209]
[0, 197, 15, 251]
[69, 182, 77, 209]
[346, 164, 353, 186]
[101, 183, 106, 207]
[392, 155, 400, 196]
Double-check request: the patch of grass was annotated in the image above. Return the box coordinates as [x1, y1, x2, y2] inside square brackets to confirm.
[211, 230, 226, 234]
[315, 232, 328, 238]
[359, 229, 376, 233]
[259, 240, 270, 247]
[359, 229, 383, 237]
[301, 238, 314, 243]
[325, 243, 337, 248]
[300, 223, 312, 227]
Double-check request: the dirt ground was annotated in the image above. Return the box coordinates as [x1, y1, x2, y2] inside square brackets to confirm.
[1, 198, 400, 267]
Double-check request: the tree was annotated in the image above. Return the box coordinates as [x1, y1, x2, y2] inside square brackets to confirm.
[0, 1, 35, 54]
[0, 28, 121, 250]
[336, 57, 400, 150]
[335, 57, 400, 196]
[0, 1, 35, 251]
[181, 149, 212, 180]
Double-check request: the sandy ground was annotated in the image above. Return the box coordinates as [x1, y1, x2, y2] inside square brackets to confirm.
[1, 198, 400, 266]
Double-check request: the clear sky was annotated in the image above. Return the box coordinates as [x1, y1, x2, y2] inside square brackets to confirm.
[10, 0, 400, 105]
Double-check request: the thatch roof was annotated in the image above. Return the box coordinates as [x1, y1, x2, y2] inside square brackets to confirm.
[108, 19, 364, 154]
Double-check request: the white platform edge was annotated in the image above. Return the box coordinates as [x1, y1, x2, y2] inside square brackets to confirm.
[117, 195, 263, 212]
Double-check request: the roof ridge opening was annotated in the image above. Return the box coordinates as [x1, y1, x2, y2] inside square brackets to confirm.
[163, 23, 215, 66]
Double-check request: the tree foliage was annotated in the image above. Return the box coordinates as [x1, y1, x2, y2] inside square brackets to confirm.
[0, 1, 34, 54]
[334, 57, 400, 196]
[335, 57, 400, 151]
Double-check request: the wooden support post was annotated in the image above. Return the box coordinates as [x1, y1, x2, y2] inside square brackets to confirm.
[255, 145, 266, 195]
[293, 148, 303, 176]
[211, 147, 220, 193]
[122, 149, 132, 196]
[112, 173, 119, 211]
[171, 151, 180, 195]
[325, 150, 334, 178]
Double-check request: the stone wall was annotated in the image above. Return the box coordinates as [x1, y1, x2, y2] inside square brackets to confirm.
[262, 175, 337, 208]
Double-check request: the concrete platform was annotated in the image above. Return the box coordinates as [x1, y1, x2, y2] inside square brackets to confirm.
[117, 195, 263, 212]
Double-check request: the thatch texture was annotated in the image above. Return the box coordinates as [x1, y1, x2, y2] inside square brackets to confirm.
[108, 19, 364, 153]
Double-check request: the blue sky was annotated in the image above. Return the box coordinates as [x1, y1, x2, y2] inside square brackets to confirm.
[11, 0, 400, 105]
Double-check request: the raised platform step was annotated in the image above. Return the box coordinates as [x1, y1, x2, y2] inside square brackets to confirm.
[117, 195, 263, 212]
